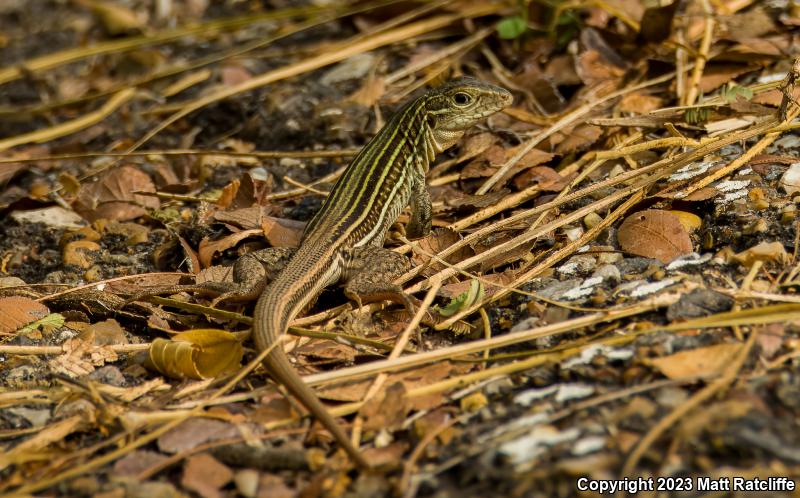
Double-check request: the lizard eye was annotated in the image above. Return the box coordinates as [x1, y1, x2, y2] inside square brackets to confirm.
[453, 92, 472, 106]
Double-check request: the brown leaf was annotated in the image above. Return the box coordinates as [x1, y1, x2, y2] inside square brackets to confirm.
[647, 343, 742, 379]
[147, 329, 243, 380]
[0, 296, 49, 334]
[513, 166, 567, 191]
[78, 319, 128, 346]
[553, 124, 603, 155]
[74, 165, 159, 222]
[359, 382, 409, 432]
[198, 229, 262, 268]
[731, 241, 789, 267]
[411, 228, 473, 276]
[158, 418, 239, 454]
[62, 240, 101, 269]
[261, 216, 305, 248]
[349, 77, 386, 107]
[697, 63, 759, 94]
[617, 210, 693, 263]
[49, 337, 119, 377]
[618, 93, 664, 114]
[181, 453, 233, 498]
[113, 450, 170, 477]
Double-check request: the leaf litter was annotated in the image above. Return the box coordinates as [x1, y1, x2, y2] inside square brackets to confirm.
[1, 1, 800, 497]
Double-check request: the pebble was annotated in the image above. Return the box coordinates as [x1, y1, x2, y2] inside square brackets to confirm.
[557, 254, 596, 276]
[592, 264, 620, 283]
[781, 163, 800, 195]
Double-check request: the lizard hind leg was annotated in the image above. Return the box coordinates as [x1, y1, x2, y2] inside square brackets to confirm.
[124, 247, 296, 308]
[207, 247, 296, 306]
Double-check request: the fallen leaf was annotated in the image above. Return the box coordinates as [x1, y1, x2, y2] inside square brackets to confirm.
[261, 216, 305, 248]
[618, 93, 663, 114]
[0, 297, 49, 334]
[198, 229, 262, 268]
[148, 329, 243, 380]
[669, 210, 702, 232]
[731, 241, 789, 267]
[73, 165, 160, 222]
[181, 453, 233, 498]
[359, 382, 409, 432]
[49, 337, 119, 377]
[617, 210, 693, 263]
[647, 343, 742, 379]
[410, 227, 473, 275]
[158, 418, 239, 454]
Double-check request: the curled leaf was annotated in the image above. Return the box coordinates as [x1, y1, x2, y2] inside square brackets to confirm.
[148, 329, 243, 380]
[435, 279, 484, 317]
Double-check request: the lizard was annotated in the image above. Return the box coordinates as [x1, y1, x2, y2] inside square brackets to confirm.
[128, 77, 512, 467]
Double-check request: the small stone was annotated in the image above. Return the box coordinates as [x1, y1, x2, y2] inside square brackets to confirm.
[592, 264, 620, 283]
[750, 279, 772, 292]
[63, 240, 101, 269]
[743, 218, 768, 234]
[781, 162, 800, 195]
[596, 248, 623, 265]
[0, 276, 26, 288]
[781, 204, 797, 224]
[557, 255, 596, 276]
[563, 225, 584, 241]
[749, 187, 769, 210]
[234, 469, 259, 498]
[583, 212, 603, 229]
[321, 53, 376, 85]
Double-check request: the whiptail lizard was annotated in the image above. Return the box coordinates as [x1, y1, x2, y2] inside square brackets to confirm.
[131, 77, 511, 467]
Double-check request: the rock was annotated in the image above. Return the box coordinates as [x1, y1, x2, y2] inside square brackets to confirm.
[666, 288, 734, 321]
[557, 255, 596, 277]
[781, 162, 800, 195]
[10, 206, 86, 229]
[321, 53, 376, 85]
[592, 264, 620, 283]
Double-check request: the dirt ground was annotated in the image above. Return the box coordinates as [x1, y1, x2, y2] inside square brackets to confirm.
[1, 1, 800, 497]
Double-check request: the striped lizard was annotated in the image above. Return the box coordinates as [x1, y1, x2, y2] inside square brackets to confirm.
[131, 77, 511, 467]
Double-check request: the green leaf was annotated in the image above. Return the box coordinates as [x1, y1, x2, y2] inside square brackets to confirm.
[18, 313, 65, 335]
[435, 279, 484, 317]
[497, 16, 527, 39]
[720, 83, 754, 103]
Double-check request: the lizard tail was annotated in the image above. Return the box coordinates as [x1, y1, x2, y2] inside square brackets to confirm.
[253, 275, 370, 468]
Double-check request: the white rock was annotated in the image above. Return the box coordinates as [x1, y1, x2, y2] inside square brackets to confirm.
[781, 162, 800, 195]
[10, 206, 85, 229]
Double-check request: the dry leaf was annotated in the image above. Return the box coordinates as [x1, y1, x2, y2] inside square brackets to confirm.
[731, 241, 789, 267]
[410, 228, 473, 275]
[198, 229, 262, 268]
[617, 210, 693, 263]
[618, 93, 663, 114]
[73, 165, 160, 222]
[647, 343, 742, 379]
[261, 216, 305, 248]
[181, 453, 233, 498]
[148, 329, 243, 380]
[0, 297, 49, 334]
[158, 418, 239, 454]
[49, 337, 119, 377]
[359, 382, 409, 432]
[669, 210, 702, 232]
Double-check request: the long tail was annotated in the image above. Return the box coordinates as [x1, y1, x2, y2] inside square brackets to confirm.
[253, 278, 369, 468]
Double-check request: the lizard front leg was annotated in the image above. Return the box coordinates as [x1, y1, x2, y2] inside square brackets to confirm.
[404, 177, 432, 240]
[125, 247, 296, 307]
[341, 247, 468, 334]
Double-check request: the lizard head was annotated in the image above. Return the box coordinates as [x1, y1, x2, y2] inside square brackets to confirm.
[424, 76, 513, 152]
